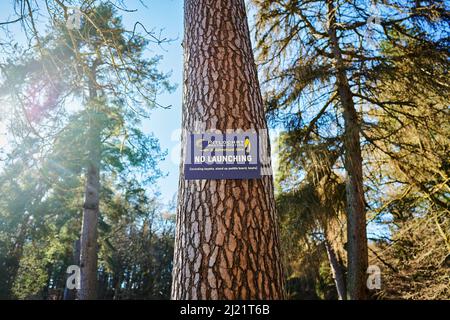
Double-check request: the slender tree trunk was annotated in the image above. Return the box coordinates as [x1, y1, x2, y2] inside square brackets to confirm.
[64, 239, 80, 300]
[113, 274, 121, 300]
[78, 69, 101, 300]
[327, 0, 368, 300]
[171, 0, 285, 299]
[324, 238, 346, 300]
[0, 212, 33, 299]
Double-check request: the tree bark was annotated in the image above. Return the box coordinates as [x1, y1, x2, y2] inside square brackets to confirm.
[78, 155, 100, 300]
[327, 0, 369, 300]
[324, 238, 346, 300]
[171, 0, 285, 299]
[78, 70, 101, 300]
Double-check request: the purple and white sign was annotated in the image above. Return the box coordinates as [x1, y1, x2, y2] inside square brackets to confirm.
[184, 131, 261, 180]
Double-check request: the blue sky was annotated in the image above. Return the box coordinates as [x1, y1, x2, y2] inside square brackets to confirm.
[0, 0, 184, 205]
[119, 0, 184, 205]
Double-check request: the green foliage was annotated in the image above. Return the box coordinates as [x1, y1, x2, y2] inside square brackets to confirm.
[254, 0, 449, 299]
[12, 244, 49, 300]
[0, 1, 175, 300]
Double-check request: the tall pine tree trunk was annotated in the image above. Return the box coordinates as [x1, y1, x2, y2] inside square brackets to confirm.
[327, 0, 368, 300]
[78, 69, 101, 300]
[171, 0, 284, 299]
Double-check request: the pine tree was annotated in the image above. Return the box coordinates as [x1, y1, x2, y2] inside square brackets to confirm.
[253, 0, 448, 299]
[171, 0, 284, 299]
[0, 2, 172, 299]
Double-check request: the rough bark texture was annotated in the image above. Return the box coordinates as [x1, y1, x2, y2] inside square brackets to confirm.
[78, 160, 100, 300]
[171, 0, 285, 300]
[327, 0, 369, 300]
[324, 239, 346, 300]
[78, 74, 101, 300]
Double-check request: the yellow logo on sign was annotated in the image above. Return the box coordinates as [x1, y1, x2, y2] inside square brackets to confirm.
[244, 137, 251, 154]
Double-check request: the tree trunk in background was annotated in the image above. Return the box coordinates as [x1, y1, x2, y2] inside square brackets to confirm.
[1, 215, 29, 299]
[171, 0, 285, 299]
[327, 0, 368, 300]
[78, 143, 100, 300]
[324, 239, 346, 300]
[78, 70, 101, 300]
[64, 239, 80, 300]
